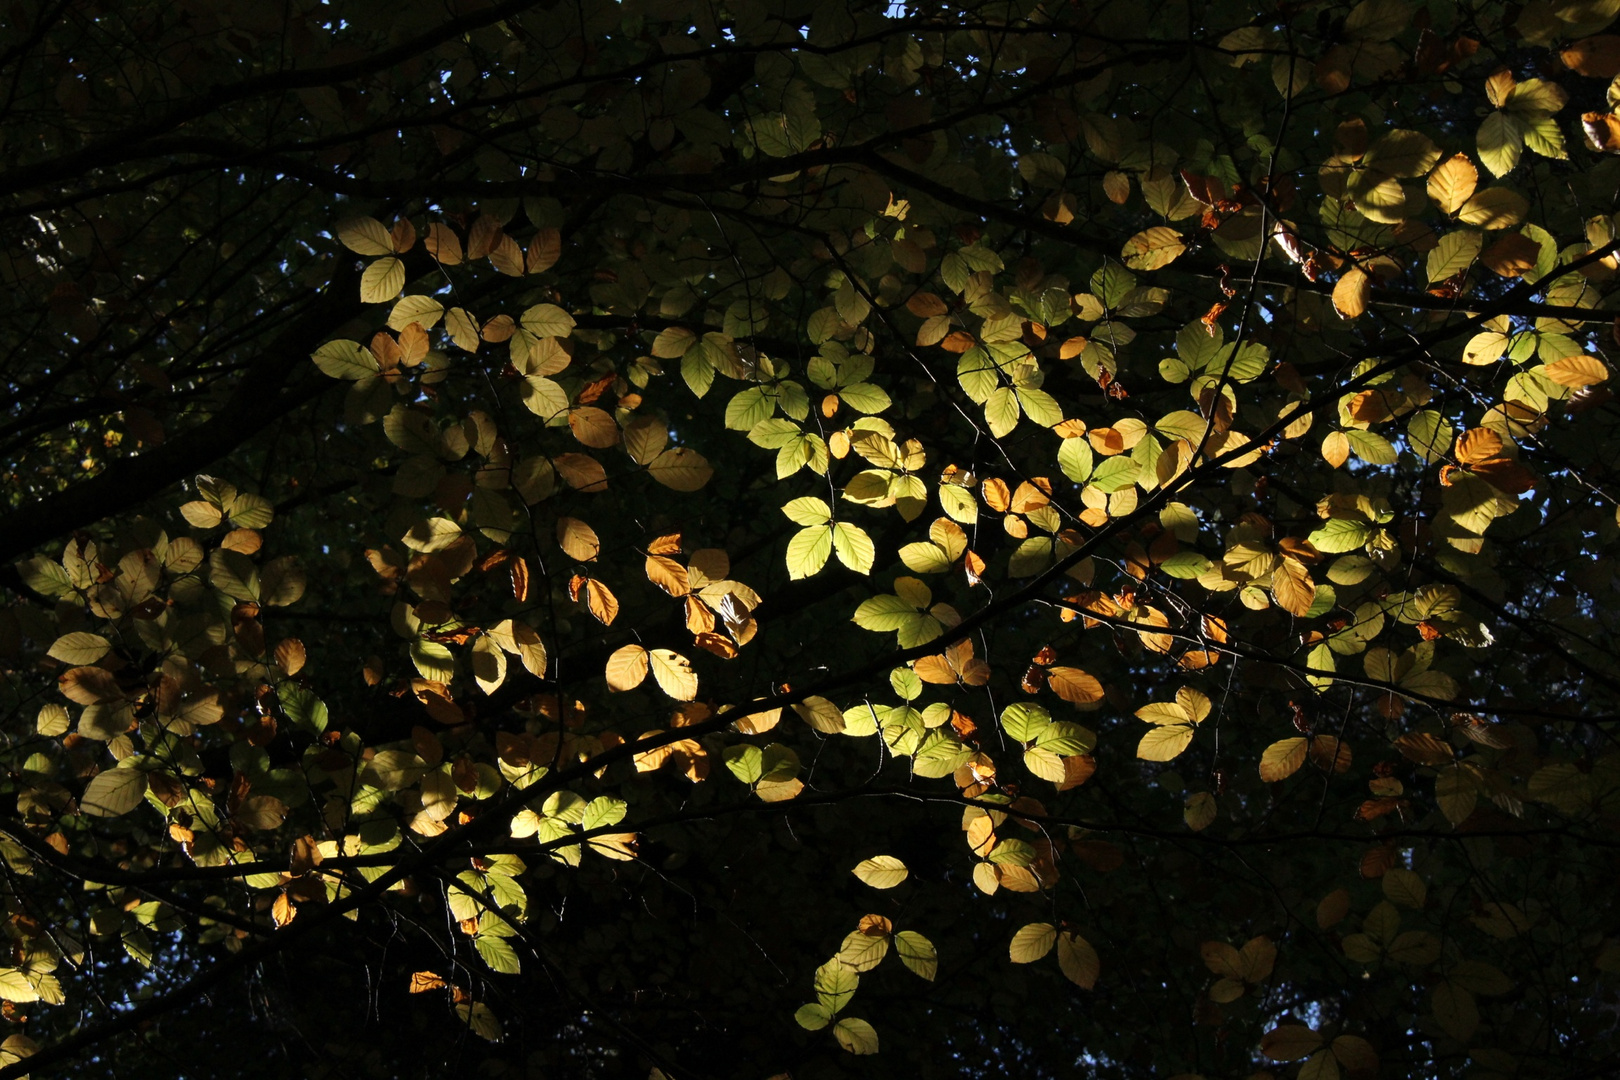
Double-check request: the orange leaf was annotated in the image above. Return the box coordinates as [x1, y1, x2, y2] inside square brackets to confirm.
[914, 655, 957, 684]
[527, 228, 561, 274]
[554, 453, 608, 491]
[1471, 458, 1536, 494]
[1480, 233, 1541, 277]
[583, 579, 619, 625]
[1393, 732, 1453, 765]
[906, 292, 948, 317]
[1332, 267, 1369, 319]
[647, 532, 683, 555]
[1453, 427, 1503, 465]
[1542, 354, 1610, 387]
[409, 971, 448, 993]
[645, 555, 690, 596]
[509, 557, 530, 602]
[1562, 35, 1620, 78]
[981, 478, 1011, 512]
[568, 406, 620, 448]
[1046, 666, 1104, 705]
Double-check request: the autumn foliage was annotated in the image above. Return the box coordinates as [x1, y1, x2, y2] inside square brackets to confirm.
[3, 0, 1620, 1077]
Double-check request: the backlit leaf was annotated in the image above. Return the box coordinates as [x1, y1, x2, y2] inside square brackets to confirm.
[852, 855, 909, 889]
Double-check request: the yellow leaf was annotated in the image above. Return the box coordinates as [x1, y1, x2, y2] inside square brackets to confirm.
[1184, 791, 1217, 830]
[648, 648, 697, 700]
[47, 632, 110, 666]
[1393, 731, 1453, 765]
[1120, 226, 1186, 270]
[832, 1017, 879, 1055]
[1332, 267, 1369, 319]
[1137, 724, 1195, 761]
[556, 517, 600, 561]
[1259, 737, 1308, 781]
[1322, 430, 1350, 468]
[336, 216, 394, 255]
[1542, 354, 1609, 386]
[568, 406, 620, 449]
[486, 233, 523, 275]
[1457, 187, 1529, 229]
[623, 417, 669, 464]
[605, 645, 649, 691]
[852, 855, 909, 889]
[1272, 556, 1316, 616]
[1201, 941, 1245, 978]
[1009, 922, 1057, 963]
[648, 447, 714, 491]
[360, 257, 405, 303]
[1046, 667, 1104, 705]
[486, 619, 548, 678]
[644, 554, 689, 596]
[1426, 153, 1478, 214]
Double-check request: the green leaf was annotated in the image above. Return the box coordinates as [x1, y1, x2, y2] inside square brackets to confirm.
[582, 795, 627, 830]
[1477, 112, 1523, 177]
[1382, 868, 1427, 909]
[1426, 230, 1482, 283]
[894, 931, 937, 980]
[836, 930, 890, 972]
[1345, 430, 1397, 465]
[832, 1017, 880, 1055]
[1000, 702, 1052, 743]
[1058, 437, 1095, 482]
[786, 526, 833, 579]
[1016, 386, 1064, 427]
[832, 523, 875, 574]
[723, 745, 764, 784]
[795, 1003, 833, 1030]
[1431, 981, 1479, 1041]
[1406, 410, 1454, 463]
[279, 685, 329, 734]
[81, 766, 148, 817]
[814, 960, 859, 1012]
[474, 934, 522, 974]
[1091, 457, 1140, 493]
[839, 382, 892, 414]
[1308, 519, 1372, 553]
[984, 386, 1020, 437]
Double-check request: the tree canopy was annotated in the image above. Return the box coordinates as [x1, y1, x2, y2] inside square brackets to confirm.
[4, 0, 1620, 1076]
